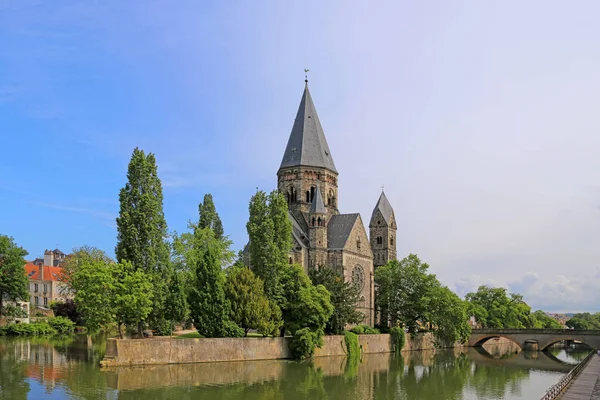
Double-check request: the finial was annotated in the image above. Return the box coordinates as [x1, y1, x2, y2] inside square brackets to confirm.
[381, 185, 385, 193]
[304, 68, 310, 83]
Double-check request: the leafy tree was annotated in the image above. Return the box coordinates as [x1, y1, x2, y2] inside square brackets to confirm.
[0, 235, 29, 318]
[51, 299, 83, 325]
[188, 228, 232, 337]
[163, 270, 189, 335]
[531, 310, 562, 329]
[198, 193, 224, 240]
[280, 264, 333, 357]
[375, 254, 470, 343]
[246, 190, 291, 303]
[225, 266, 281, 336]
[112, 261, 154, 338]
[566, 313, 600, 330]
[59, 246, 113, 296]
[71, 260, 114, 333]
[309, 266, 363, 334]
[115, 147, 170, 333]
[465, 286, 532, 329]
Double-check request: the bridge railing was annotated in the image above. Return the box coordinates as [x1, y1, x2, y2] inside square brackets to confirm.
[472, 328, 600, 336]
[539, 350, 595, 400]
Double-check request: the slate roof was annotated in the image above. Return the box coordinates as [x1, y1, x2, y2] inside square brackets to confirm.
[289, 212, 309, 249]
[371, 192, 394, 225]
[327, 213, 359, 249]
[279, 84, 337, 173]
[310, 186, 327, 214]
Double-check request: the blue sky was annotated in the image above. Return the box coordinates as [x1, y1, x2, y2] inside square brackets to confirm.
[1, 1, 599, 312]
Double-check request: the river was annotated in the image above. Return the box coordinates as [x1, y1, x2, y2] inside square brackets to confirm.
[0, 335, 590, 399]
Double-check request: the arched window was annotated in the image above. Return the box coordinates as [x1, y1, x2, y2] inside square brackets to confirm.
[310, 186, 315, 202]
[377, 237, 383, 245]
[357, 239, 361, 249]
[317, 217, 322, 226]
[311, 217, 316, 226]
[306, 191, 310, 203]
[390, 237, 394, 246]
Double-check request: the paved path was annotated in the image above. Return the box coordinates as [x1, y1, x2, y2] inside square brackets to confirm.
[561, 354, 600, 399]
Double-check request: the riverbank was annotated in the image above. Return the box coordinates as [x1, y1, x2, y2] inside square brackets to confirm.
[100, 332, 472, 367]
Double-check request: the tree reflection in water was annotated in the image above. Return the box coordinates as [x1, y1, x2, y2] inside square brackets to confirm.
[0, 337, 589, 400]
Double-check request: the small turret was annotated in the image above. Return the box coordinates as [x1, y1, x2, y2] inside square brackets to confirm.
[308, 186, 328, 269]
[369, 191, 397, 267]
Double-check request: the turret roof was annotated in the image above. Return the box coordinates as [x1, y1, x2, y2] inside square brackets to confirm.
[310, 186, 327, 214]
[371, 191, 394, 225]
[279, 83, 337, 173]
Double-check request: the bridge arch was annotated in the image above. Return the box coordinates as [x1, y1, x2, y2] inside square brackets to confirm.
[537, 337, 593, 351]
[469, 334, 523, 349]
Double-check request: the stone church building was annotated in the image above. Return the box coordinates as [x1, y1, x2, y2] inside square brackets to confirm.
[277, 82, 398, 326]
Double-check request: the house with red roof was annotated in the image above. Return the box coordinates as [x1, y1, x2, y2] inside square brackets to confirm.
[24, 249, 71, 308]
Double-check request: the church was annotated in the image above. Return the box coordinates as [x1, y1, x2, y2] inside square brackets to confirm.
[277, 81, 398, 326]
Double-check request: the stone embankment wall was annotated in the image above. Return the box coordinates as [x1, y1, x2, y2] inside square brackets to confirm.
[101, 332, 462, 367]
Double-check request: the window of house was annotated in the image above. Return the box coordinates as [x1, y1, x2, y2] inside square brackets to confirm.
[43, 284, 48, 293]
[34, 284, 38, 292]
[34, 297, 39, 305]
[390, 237, 394, 246]
[43, 297, 48, 306]
[376, 237, 383, 245]
[357, 239, 361, 249]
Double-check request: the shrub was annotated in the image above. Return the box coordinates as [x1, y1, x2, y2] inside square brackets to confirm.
[344, 331, 360, 359]
[222, 320, 244, 338]
[48, 316, 75, 334]
[290, 328, 322, 360]
[6, 322, 58, 336]
[390, 327, 405, 352]
[350, 325, 380, 335]
[51, 299, 83, 325]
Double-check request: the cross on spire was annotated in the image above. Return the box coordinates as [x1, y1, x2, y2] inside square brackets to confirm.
[304, 68, 310, 83]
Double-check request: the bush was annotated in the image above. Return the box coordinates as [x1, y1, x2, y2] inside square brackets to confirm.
[290, 328, 322, 360]
[48, 316, 75, 334]
[6, 322, 58, 336]
[390, 327, 405, 352]
[344, 331, 360, 359]
[222, 320, 244, 338]
[51, 299, 83, 325]
[350, 325, 380, 335]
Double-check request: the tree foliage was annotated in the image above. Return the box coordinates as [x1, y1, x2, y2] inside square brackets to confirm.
[111, 261, 154, 338]
[225, 266, 282, 336]
[246, 190, 291, 303]
[531, 310, 562, 329]
[0, 235, 29, 318]
[375, 254, 470, 343]
[198, 193, 224, 240]
[59, 246, 113, 296]
[115, 147, 170, 331]
[51, 299, 83, 326]
[566, 313, 600, 330]
[309, 266, 363, 334]
[187, 228, 232, 338]
[465, 286, 533, 329]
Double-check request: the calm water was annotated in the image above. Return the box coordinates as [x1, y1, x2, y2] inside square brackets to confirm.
[0, 335, 590, 400]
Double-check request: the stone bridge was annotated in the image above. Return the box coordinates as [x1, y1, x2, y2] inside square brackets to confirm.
[469, 329, 600, 351]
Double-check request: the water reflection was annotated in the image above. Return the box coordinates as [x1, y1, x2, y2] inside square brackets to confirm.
[0, 336, 590, 400]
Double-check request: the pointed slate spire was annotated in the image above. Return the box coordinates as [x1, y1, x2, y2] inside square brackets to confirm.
[310, 186, 327, 214]
[371, 191, 395, 225]
[279, 83, 338, 173]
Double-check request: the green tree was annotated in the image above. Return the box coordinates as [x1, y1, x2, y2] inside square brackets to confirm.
[465, 286, 533, 329]
[163, 270, 189, 335]
[427, 284, 471, 344]
[280, 264, 333, 357]
[246, 190, 291, 303]
[198, 193, 224, 240]
[566, 313, 600, 330]
[115, 147, 171, 333]
[188, 228, 232, 337]
[225, 266, 281, 336]
[71, 260, 114, 333]
[59, 246, 113, 296]
[309, 266, 363, 334]
[112, 261, 154, 338]
[0, 235, 29, 318]
[531, 310, 562, 329]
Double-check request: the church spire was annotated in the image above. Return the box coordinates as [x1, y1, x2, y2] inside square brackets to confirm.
[279, 84, 337, 174]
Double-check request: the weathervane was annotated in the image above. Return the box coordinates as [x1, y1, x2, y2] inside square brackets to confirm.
[304, 68, 310, 83]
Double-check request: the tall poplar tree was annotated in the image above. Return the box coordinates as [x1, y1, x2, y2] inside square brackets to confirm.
[198, 193, 224, 240]
[115, 147, 170, 332]
[246, 190, 291, 302]
[0, 235, 29, 317]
